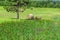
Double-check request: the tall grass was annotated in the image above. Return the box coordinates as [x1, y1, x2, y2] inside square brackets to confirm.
[0, 19, 60, 40]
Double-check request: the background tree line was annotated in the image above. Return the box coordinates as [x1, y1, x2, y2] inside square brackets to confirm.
[0, 0, 60, 8]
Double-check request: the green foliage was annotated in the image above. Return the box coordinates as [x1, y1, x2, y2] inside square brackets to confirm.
[4, 0, 29, 12]
[1, 0, 60, 8]
[29, 1, 60, 8]
[4, 6, 18, 12]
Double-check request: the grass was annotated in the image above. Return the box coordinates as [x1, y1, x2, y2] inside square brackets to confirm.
[0, 6, 60, 20]
[0, 19, 60, 40]
[0, 6, 60, 40]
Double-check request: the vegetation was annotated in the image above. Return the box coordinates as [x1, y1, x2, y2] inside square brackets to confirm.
[0, 0, 60, 8]
[29, 1, 60, 8]
[0, 6, 60, 20]
[3, 0, 29, 19]
[0, 0, 60, 40]
[0, 0, 59, 19]
[0, 6, 60, 40]
[0, 19, 60, 40]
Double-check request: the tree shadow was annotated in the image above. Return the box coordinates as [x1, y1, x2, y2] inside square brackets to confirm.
[11, 18, 18, 19]
[11, 18, 24, 20]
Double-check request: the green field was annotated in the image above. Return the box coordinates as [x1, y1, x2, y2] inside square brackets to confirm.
[0, 6, 60, 40]
[0, 6, 60, 20]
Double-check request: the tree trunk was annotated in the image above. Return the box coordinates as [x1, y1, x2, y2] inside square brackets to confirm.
[16, 11, 19, 19]
[16, 6, 19, 19]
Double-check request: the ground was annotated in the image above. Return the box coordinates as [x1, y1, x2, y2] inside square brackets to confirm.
[0, 6, 60, 40]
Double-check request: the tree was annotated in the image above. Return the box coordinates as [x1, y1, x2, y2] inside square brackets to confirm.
[4, 0, 29, 19]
